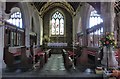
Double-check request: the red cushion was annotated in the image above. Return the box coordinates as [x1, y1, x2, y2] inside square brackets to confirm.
[13, 52, 21, 56]
[68, 51, 75, 56]
[115, 49, 120, 61]
[87, 51, 96, 56]
[37, 52, 45, 56]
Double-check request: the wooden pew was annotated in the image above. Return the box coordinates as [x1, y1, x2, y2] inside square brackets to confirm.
[76, 47, 100, 67]
[33, 46, 45, 69]
[62, 47, 82, 66]
[114, 48, 120, 66]
[3, 46, 31, 71]
[4, 46, 15, 70]
[62, 49, 73, 70]
[44, 49, 51, 63]
[87, 47, 100, 65]
[33, 46, 51, 69]
[20, 46, 32, 71]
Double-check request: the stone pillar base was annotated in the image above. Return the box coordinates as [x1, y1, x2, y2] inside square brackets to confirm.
[101, 46, 118, 68]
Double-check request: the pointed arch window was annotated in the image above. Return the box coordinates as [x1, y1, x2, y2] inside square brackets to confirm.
[50, 11, 64, 36]
[87, 10, 103, 47]
[89, 10, 103, 28]
[7, 12, 23, 28]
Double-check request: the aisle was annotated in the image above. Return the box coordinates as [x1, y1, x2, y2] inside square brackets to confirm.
[41, 54, 65, 71]
[39, 54, 67, 76]
[2, 54, 103, 79]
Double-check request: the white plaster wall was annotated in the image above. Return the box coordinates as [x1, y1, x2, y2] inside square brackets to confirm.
[28, 3, 43, 46]
[28, 3, 42, 46]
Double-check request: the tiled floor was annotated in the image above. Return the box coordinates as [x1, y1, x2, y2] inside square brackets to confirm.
[2, 54, 103, 79]
[41, 54, 65, 71]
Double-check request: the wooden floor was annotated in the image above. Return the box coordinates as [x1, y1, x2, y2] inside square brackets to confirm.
[2, 54, 103, 79]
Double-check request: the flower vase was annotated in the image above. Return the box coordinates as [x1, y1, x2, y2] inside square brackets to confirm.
[101, 46, 118, 68]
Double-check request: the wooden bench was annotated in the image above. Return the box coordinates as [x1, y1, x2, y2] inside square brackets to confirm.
[114, 49, 120, 66]
[62, 47, 83, 66]
[44, 49, 51, 63]
[87, 48, 102, 65]
[3, 46, 31, 71]
[62, 49, 73, 70]
[33, 46, 51, 69]
[33, 46, 45, 69]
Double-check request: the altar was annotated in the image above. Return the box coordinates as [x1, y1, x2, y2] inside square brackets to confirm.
[47, 43, 67, 47]
[47, 43, 67, 54]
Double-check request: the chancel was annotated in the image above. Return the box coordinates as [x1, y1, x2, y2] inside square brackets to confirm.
[1, 1, 120, 79]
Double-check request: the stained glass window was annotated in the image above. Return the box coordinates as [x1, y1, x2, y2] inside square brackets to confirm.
[7, 12, 23, 28]
[50, 11, 64, 35]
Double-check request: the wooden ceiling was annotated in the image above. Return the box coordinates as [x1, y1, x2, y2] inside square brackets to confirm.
[114, 1, 120, 14]
[5, 2, 120, 14]
[33, 2, 46, 12]
[33, 2, 80, 12]
[33, 2, 100, 13]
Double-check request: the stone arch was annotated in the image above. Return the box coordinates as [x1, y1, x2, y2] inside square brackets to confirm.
[17, 3, 30, 29]
[18, 3, 41, 46]
[75, 3, 91, 46]
[76, 3, 91, 32]
[5, 7, 21, 23]
[17, 2, 31, 46]
[40, 2, 75, 17]
[32, 10, 41, 45]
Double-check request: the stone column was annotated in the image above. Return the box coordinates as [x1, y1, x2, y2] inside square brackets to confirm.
[101, 46, 118, 67]
[101, 2, 118, 67]
[33, 11, 40, 46]
[80, 3, 90, 46]
[101, 2, 115, 33]
[72, 15, 76, 45]
[21, 3, 31, 47]
[25, 23, 30, 47]
[39, 16, 43, 45]
[117, 13, 120, 45]
[0, 2, 5, 78]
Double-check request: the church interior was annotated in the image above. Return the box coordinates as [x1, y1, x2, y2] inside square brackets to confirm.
[0, 1, 120, 79]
